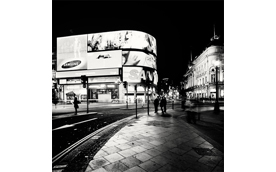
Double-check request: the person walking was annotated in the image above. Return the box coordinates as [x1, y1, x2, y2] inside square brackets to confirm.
[73, 96, 79, 115]
[160, 96, 167, 114]
[154, 96, 160, 113]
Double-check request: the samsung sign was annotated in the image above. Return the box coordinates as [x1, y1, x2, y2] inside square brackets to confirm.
[61, 60, 81, 69]
[57, 57, 87, 71]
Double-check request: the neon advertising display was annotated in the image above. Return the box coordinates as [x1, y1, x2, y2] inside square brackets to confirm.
[123, 67, 158, 85]
[87, 30, 157, 56]
[122, 51, 156, 69]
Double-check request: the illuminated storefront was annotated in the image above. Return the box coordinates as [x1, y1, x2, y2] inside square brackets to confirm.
[55, 30, 158, 103]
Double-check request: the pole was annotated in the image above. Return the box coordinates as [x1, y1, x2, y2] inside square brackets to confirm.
[127, 85, 128, 109]
[214, 66, 219, 113]
[63, 85, 65, 108]
[135, 85, 137, 118]
[172, 99, 174, 109]
[87, 79, 89, 114]
[147, 87, 149, 116]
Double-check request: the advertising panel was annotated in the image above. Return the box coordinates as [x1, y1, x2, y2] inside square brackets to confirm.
[123, 67, 158, 85]
[87, 50, 122, 69]
[123, 67, 143, 83]
[57, 34, 88, 71]
[88, 76, 120, 83]
[122, 51, 156, 69]
[87, 30, 157, 56]
[56, 68, 119, 79]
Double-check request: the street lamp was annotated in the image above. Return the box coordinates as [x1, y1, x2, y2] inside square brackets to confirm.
[213, 60, 220, 113]
[147, 87, 151, 115]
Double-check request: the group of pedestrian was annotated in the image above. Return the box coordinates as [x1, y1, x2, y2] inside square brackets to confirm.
[154, 96, 167, 114]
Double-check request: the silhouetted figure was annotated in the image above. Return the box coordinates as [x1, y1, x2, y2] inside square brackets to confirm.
[160, 96, 167, 114]
[73, 97, 79, 115]
[154, 96, 160, 113]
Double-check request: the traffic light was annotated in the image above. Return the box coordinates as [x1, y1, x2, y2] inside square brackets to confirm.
[81, 75, 87, 88]
[54, 83, 57, 89]
[123, 81, 128, 88]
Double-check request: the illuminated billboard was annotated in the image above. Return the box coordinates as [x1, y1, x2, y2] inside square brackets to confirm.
[123, 67, 158, 85]
[57, 34, 122, 71]
[57, 34, 88, 71]
[87, 50, 122, 69]
[122, 51, 156, 69]
[87, 30, 157, 56]
[56, 68, 119, 79]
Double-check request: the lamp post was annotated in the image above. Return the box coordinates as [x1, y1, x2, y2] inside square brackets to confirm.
[213, 61, 220, 113]
[147, 87, 150, 116]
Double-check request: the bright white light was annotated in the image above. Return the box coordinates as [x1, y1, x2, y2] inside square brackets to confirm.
[214, 60, 220, 66]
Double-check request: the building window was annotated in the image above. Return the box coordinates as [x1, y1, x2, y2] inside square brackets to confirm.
[205, 76, 207, 83]
[202, 78, 204, 84]
[211, 74, 215, 83]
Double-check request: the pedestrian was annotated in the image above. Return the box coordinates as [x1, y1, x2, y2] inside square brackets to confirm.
[73, 96, 79, 115]
[160, 96, 167, 114]
[154, 96, 159, 113]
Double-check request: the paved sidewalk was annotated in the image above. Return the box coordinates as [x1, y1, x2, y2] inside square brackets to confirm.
[84, 110, 224, 172]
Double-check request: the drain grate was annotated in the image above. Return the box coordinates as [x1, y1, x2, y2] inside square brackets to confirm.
[192, 147, 216, 156]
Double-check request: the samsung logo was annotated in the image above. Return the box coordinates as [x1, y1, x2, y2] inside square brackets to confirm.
[62, 60, 81, 68]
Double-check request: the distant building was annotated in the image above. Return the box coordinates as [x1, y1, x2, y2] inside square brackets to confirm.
[183, 36, 224, 99]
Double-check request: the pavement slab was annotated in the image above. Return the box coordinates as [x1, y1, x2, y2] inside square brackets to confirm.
[102, 146, 122, 154]
[118, 149, 137, 158]
[138, 160, 162, 172]
[88, 157, 111, 170]
[104, 153, 124, 163]
[120, 156, 142, 168]
[103, 161, 129, 172]
[124, 166, 146, 172]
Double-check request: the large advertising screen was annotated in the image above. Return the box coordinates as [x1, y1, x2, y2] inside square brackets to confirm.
[87, 30, 157, 56]
[122, 51, 156, 69]
[57, 35, 88, 71]
[87, 50, 122, 69]
[57, 34, 122, 71]
[123, 67, 158, 85]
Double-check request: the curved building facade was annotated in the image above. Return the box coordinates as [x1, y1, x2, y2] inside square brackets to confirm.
[184, 38, 224, 100]
[55, 30, 158, 103]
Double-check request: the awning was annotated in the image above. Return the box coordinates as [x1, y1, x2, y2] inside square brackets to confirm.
[66, 91, 76, 96]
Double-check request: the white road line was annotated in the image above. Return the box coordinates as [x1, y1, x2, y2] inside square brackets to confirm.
[53, 118, 97, 131]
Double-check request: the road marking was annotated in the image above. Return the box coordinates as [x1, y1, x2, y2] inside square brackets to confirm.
[91, 136, 101, 139]
[53, 164, 68, 169]
[53, 118, 97, 131]
[53, 124, 74, 131]
[73, 118, 97, 125]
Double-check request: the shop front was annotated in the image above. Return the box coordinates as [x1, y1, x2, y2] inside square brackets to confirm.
[59, 76, 123, 103]
[88, 83, 119, 102]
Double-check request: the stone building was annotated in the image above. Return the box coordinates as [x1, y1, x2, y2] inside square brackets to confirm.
[183, 36, 224, 100]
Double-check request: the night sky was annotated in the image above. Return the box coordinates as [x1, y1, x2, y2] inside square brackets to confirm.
[53, 0, 224, 85]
